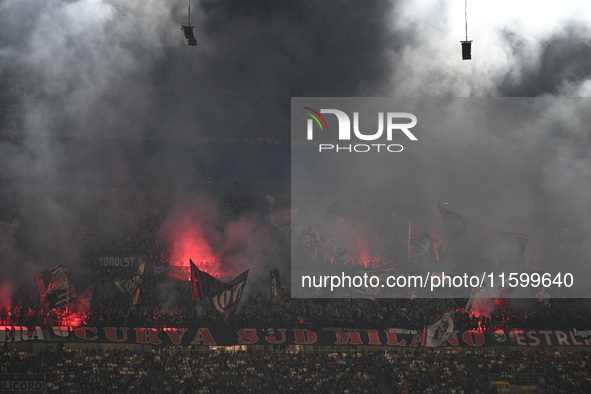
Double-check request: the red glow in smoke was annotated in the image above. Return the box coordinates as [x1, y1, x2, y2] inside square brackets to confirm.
[169, 227, 221, 280]
[58, 312, 84, 328]
[355, 238, 372, 268]
[330, 215, 375, 268]
[159, 200, 223, 280]
[0, 281, 13, 309]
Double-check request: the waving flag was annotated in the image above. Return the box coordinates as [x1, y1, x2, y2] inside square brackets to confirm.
[35, 266, 77, 309]
[209, 270, 249, 318]
[190, 259, 222, 301]
[113, 261, 145, 305]
[67, 284, 96, 314]
[424, 311, 455, 347]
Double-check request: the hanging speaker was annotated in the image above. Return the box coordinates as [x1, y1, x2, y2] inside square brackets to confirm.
[461, 41, 472, 60]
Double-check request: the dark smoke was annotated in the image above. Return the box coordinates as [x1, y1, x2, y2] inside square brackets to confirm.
[0, 0, 402, 296]
[498, 24, 591, 96]
[2, 0, 591, 304]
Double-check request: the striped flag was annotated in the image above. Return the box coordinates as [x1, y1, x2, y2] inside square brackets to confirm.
[67, 284, 96, 314]
[35, 266, 77, 309]
[190, 259, 222, 301]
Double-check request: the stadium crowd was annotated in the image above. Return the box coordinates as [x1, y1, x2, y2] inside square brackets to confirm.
[2, 286, 590, 332]
[2, 193, 591, 393]
[1, 347, 590, 393]
[1, 190, 590, 332]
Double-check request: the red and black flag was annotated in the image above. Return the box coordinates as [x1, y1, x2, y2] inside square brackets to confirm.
[408, 222, 440, 262]
[190, 259, 222, 301]
[35, 266, 77, 309]
[438, 202, 466, 239]
[209, 270, 249, 318]
[66, 284, 96, 315]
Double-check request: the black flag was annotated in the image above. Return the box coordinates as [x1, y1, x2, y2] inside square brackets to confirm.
[270, 268, 288, 303]
[209, 270, 249, 318]
[190, 259, 222, 302]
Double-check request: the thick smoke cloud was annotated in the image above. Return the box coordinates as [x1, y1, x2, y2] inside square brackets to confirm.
[291, 97, 591, 298]
[0, 0, 399, 296]
[498, 25, 591, 96]
[1, 0, 591, 301]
